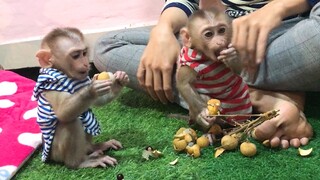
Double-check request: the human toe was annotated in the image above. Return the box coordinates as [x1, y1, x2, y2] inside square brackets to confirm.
[280, 139, 289, 149]
[270, 137, 281, 148]
[290, 138, 301, 148]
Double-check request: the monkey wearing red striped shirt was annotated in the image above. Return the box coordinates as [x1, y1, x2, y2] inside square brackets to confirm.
[176, 7, 252, 130]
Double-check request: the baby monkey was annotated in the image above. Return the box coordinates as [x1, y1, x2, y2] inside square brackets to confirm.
[33, 27, 129, 168]
[176, 8, 252, 130]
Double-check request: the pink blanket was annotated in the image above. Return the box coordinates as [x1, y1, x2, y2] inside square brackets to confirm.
[0, 70, 41, 180]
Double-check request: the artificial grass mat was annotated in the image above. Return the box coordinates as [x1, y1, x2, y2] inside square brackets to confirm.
[14, 88, 320, 180]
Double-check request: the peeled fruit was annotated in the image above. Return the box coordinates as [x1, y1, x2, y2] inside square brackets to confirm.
[175, 127, 186, 135]
[173, 138, 187, 152]
[221, 135, 239, 150]
[197, 135, 210, 148]
[97, 71, 114, 80]
[240, 142, 257, 157]
[186, 144, 201, 158]
[298, 147, 313, 157]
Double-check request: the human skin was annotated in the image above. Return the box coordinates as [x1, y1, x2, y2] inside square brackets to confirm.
[136, 0, 314, 148]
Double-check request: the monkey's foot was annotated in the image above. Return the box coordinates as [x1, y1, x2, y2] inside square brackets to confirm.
[79, 155, 118, 168]
[88, 150, 104, 158]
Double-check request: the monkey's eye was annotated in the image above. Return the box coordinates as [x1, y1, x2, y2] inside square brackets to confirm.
[71, 52, 81, 59]
[82, 50, 88, 57]
[204, 31, 214, 38]
[218, 27, 226, 34]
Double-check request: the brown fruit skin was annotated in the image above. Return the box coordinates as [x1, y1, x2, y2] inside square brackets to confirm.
[221, 135, 238, 150]
[197, 135, 210, 148]
[240, 142, 257, 157]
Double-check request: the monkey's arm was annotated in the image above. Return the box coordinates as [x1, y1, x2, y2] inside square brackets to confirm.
[176, 66, 207, 119]
[43, 85, 98, 123]
[93, 71, 129, 106]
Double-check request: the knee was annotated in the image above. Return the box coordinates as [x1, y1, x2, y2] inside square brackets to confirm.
[310, 2, 320, 18]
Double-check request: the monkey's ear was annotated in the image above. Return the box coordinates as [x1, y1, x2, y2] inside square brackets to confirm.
[180, 27, 192, 47]
[35, 49, 53, 68]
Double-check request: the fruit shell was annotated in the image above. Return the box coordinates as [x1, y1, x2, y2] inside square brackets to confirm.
[298, 147, 313, 156]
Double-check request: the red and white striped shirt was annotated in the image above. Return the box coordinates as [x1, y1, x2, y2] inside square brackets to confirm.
[179, 46, 252, 122]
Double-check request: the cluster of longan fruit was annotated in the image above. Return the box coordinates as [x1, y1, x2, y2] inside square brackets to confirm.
[172, 127, 210, 158]
[218, 133, 257, 157]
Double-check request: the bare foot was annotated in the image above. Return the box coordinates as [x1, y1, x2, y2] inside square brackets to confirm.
[249, 87, 313, 148]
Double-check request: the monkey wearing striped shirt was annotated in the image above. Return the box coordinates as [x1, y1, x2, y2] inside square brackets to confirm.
[176, 8, 252, 130]
[33, 27, 129, 168]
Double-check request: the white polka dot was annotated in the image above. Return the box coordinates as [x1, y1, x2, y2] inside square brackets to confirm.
[0, 81, 17, 96]
[0, 99, 15, 108]
[18, 133, 42, 148]
[23, 107, 37, 120]
[0, 127, 2, 133]
[0, 165, 17, 180]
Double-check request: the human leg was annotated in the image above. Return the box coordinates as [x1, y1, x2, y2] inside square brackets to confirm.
[94, 26, 152, 91]
[250, 88, 313, 148]
[244, 3, 320, 91]
[93, 26, 189, 108]
[246, 3, 320, 148]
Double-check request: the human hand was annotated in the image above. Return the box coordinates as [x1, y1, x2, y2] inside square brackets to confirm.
[231, 6, 282, 75]
[137, 25, 180, 104]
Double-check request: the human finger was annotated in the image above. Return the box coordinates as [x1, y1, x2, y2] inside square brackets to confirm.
[255, 28, 268, 64]
[144, 66, 158, 101]
[247, 26, 259, 68]
[137, 63, 146, 89]
[153, 70, 168, 104]
[233, 22, 249, 68]
[162, 67, 174, 103]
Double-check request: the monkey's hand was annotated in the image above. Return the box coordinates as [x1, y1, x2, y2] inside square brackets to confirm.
[91, 77, 115, 106]
[217, 44, 243, 74]
[103, 139, 123, 150]
[196, 108, 217, 130]
[90, 78, 113, 97]
[112, 71, 129, 93]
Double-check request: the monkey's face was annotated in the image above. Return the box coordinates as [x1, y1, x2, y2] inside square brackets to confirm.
[52, 38, 90, 80]
[192, 16, 231, 61]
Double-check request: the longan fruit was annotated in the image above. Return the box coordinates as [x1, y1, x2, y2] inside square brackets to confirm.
[221, 135, 239, 150]
[197, 135, 210, 148]
[240, 141, 257, 157]
[97, 71, 114, 80]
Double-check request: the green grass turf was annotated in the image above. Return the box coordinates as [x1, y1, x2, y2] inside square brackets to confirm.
[14, 89, 320, 180]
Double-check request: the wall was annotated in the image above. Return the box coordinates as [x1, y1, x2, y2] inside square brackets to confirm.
[0, 0, 163, 69]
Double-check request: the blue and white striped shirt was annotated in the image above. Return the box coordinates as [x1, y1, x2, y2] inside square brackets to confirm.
[33, 68, 101, 162]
